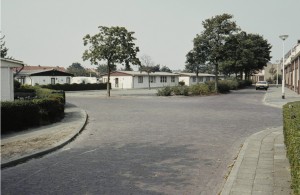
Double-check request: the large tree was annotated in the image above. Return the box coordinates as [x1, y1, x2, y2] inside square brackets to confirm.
[222, 31, 271, 79]
[160, 65, 172, 73]
[185, 49, 207, 83]
[97, 64, 116, 74]
[193, 13, 239, 93]
[1, 35, 9, 58]
[66, 62, 89, 76]
[83, 26, 140, 97]
[139, 55, 158, 89]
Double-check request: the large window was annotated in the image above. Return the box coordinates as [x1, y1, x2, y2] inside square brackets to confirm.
[171, 76, 175, 82]
[66, 77, 71, 84]
[138, 76, 143, 83]
[150, 76, 156, 83]
[160, 76, 167, 83]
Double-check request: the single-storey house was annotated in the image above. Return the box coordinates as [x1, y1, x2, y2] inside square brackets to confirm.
[15, 69, 73, 86]
[71, 76, 98, 84]
[102, 71, 179, 89]
[1, 58, 24, 101]
[178, 73, 216, 86]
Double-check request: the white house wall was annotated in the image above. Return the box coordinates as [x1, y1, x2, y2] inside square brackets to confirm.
[71, 77, 98, 84]
[105, 75, 179, 89]
[0, 67, 14, 101]
[179, 76, 215, 86]
[26, 76, 72, 86]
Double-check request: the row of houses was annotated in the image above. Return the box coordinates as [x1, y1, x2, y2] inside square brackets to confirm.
[283, 40, 300, 94]
[0, 60, 219, 101]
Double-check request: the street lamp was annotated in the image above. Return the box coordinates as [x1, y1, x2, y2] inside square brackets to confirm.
[276, 60, 279, 88]
[279, 35, 288, 99]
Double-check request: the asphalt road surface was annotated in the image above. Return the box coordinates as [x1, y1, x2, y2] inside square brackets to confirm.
[1, 88, 283, 195]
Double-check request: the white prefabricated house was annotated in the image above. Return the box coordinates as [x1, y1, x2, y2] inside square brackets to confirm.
[1, 58, 24, 101]
[15, 69, 74, 86]
[178, 73, 216, 86]
[102, 71, 179, 89]
[71, 76, 98, 84]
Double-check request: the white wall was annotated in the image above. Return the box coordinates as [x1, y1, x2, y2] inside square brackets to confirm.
[104, 75, 179, 89]
[0, 67, 14, 101]
[71, 77, 98, 84]
[179, 76, 215, 86]
[25, 76, 72, 86]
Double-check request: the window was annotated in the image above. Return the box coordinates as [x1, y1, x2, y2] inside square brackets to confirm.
[51, 78, 55, 85]
[192, 77, 196, 82]
[150, 76, 156, 83]
[160, 76, 167, 83]
[171, 76, 175, 82]
[138, 76, 143, 83]
[66, 77, 71, 84]
[199, 77, 203, 82]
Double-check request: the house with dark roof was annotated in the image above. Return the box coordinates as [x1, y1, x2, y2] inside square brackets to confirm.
[15, 68, 73, 86]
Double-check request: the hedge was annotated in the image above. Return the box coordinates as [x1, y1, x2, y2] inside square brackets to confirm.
[41, 83, 108, 91]
[283, 101, 300, 195]
[1, 98, 64, 134]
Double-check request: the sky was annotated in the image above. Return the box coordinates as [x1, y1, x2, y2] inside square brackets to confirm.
[1, 0, 299, 71]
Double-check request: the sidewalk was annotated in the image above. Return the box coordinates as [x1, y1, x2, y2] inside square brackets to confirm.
[1, 103, 87, 169]
[221, 86, 299, 195]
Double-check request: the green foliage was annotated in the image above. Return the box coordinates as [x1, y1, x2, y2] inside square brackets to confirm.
[83, 26, 140, 97]
[1, 35, 9, 58]
[157, 86, 172, 96]
[283, 102, 300, 194]
[1, 98, 64, 133]
[97, 64, 116, 74]
[171, 86, 189, 96]
[14, 80, 21, 89]
[41, 83, 108, 91]
[178, 81, 185, 86]
[160, 65, 172, 73]
[189, 84, 210, 95]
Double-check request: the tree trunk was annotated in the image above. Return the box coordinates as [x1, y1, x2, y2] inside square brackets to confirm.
[215, 64, 219, 94]
[107, 61, 111, 97]
[148, 72, 151, 90]
[196, 70, 199, 84]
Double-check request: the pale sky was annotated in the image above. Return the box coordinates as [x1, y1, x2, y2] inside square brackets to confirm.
[1, 0, 299, 70]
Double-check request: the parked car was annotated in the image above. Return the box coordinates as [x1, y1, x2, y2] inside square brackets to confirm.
[255, 81, 269, 90]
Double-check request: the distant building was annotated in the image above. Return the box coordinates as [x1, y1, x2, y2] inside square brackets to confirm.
[15, 65, 73, 86]
[283, 40, 300, 94]
[102, 71, 179, 89]
[178, 73, 216, 86]
[1, 58, 24, 101]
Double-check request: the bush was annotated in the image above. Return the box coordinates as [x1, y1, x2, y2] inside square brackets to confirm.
[178, 81, 185, 86]
[171, 86, 189, 96]
[283, 101, 300, 195]
[14, 79, 21, 89]
[41, 83, 108, 91]
[205, 81, 230, 93]
[157, 86, 172, 96]
[1, 98, 64, 133]
[189, 84, 210, 95]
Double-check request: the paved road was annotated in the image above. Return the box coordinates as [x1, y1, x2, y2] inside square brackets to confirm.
[1, 88, 283, 195]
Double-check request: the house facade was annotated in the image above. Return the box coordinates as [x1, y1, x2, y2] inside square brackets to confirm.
[1, 58, 24, 101]
[102, 71, 179, 89]
[16, 69, 73, 86]
[283, 40, 300, 94]
[178, 73, 216, 86]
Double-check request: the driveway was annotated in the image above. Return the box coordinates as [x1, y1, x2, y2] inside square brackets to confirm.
[1, 89, 282, 195]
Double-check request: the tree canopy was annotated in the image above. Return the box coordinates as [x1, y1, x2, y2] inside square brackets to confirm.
[189, 13, 271, 91]
[1, 35, 9, 58]
[83, 26, 140, 96]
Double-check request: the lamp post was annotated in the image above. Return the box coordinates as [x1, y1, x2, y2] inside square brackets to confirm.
[276, 60, 279, 88]
[279, 35, 288, 99]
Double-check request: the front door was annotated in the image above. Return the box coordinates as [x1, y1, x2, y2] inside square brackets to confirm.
[115, 78, 119, 88]
[51, 78, 55, 85]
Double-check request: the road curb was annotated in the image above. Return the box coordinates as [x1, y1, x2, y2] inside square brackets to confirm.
[1, 108, 88, 169]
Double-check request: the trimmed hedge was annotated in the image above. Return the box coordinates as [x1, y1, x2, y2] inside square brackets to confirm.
[1, 98, 64, 133]
[41, 83, 108, 91]
[283, 101, 300, 195]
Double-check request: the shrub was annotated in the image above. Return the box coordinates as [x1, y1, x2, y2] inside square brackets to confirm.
[171, 86, 189, 96]
[157, 86, 172, 96]
[14, 79, 21, 89]
[189, 84, 210, 95]
[1, 98, 64, 133]
[41, 83, 108, 91]
[178, 81, 185, 86]
[283, 101, 300, 194]
[205, 81, 230, 93]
